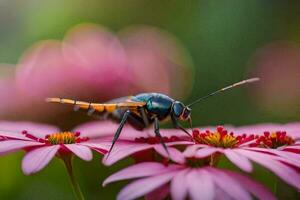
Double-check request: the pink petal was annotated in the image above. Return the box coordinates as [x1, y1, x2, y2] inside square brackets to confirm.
[81, 141, 111, 153]
[234, 123, 281, 135]
[117, 171, 176, 200]
[170, 169, 189, 200]
[154, 146, 185, 164]
[103, 162, 181, 186]
[145, 184, 170, 200]
[65, 144, 93, 161]
[283, 147, 300, 154]
[115, 126, 153, 140]
[187, 169, 215, 200]
[224, 170, 275, 200]
[103, 140, 191, 166]
[0, 121, 59, 138]
[208, 168, 251, 200]
[195, 147, 220, 158]
[0, 140, 44, 155]
[238, 149, 300, 190]
[22, 145, 59, 175]
[285, 145, 300, 150]
[224, 149, 253, 172]
[243, 147, 300, 167]
[214, 187, 233, 200]
[103, 141, 153, 166]
[183, 144, 209, 157]
[73, 121, 119, 138]
[0, 130, 29, 140]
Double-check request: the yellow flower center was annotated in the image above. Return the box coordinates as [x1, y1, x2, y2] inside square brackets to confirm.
[46, 132, 80, 145]
[193, 126, 254, 148]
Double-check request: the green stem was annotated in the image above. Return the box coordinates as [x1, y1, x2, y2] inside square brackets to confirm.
[273, 177, 278, 196]
[62, 155, 85, 200]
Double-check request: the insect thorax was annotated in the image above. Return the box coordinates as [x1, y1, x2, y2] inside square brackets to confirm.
[143, 94, 174, 119]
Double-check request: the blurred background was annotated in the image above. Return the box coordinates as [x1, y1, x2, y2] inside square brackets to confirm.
[0, 0, 299, 199]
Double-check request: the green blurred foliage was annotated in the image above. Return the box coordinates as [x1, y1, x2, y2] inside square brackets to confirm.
[0, 0, 300, 199]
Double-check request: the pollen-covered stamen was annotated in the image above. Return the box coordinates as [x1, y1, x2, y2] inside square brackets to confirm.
[45, 131, 89, 145]
[250, 131, 295, 148]
[193, 126, 255, 148]
[134, 136, 189, 144]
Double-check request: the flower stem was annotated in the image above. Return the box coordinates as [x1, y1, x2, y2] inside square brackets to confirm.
[273, 177, 278, 195]
[62, 155, 85, 200]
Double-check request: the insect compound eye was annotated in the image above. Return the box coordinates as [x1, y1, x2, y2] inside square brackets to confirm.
[172, 101, 184, 117]
[182, 107, 191, 119]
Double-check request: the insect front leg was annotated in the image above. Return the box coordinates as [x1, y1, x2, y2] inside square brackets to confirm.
[171, 114, 192, 137]
[107, 110, 131, 157]
[139, 107, 150, 127]
[154, 117, 170, 157]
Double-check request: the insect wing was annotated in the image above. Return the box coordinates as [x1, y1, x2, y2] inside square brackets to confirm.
[46, 97, 146, 113]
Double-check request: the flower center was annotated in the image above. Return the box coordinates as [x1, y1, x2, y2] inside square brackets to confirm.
[45, 131, 90, 145]
[193, 126, 254, 148]
[46, 132, 79, 144]
[251, 131, 295, 148]
[21, 130, 89, 145]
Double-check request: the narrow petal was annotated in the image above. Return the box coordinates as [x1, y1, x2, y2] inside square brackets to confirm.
[145, 184, 169, 200]
[65, 144, 93, 161]
[81, 141, 111, 154]
[22, 145, 59, 175]
[284, 145, 300, 150]
[154, 146, 185, 164]
[117, 171, 176, 200]
[103, 162, 181, 186]
[214, 187, 233, 200]
[283, 147, 300, 154]
[224, 150, 253, 172]
[183, 144, 209, 157]
[73, 121, 118, 138]
[224, 170, 276, 200]
[0, 130, 29, 140]
[187, 169, 215, 200]
[195, 147, 220, 158]
[170, 169, 189, 200]
[243, 147, 300, 167]
[103, 141, 152, 166]
[208, 168, 251, 200]
[0, 121, 59, 138]
[0, 140, 44, 155]
[238, 149, 300, 190]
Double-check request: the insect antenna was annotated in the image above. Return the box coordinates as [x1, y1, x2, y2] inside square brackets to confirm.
[187, 77, 260, 107]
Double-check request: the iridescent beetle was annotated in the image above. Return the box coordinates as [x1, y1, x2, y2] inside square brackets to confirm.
[46, 78, 259, 155]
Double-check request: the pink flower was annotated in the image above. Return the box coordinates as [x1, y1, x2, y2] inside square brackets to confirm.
[103, 162, 275, 200]
[187, 125, 300, 190]
[100, 125, 194, 166]
[0, 121, 110, 175]
[0, 23, 193, 123]
[232, 122, 300, 141]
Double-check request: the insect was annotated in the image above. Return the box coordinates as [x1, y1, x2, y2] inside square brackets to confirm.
[46, 78, 259, 156]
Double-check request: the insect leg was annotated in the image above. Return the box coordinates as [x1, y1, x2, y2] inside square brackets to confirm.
[139, 107, 149, 127]
[154, 117, 170, 157]
[171, 114, 192, 137]
[73, 100, 81, 111]
[87, 103, 96, 116]
[107, 110, 130, 158]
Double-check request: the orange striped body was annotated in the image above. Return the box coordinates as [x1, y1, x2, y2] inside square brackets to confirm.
[46, 97, 146, 113]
